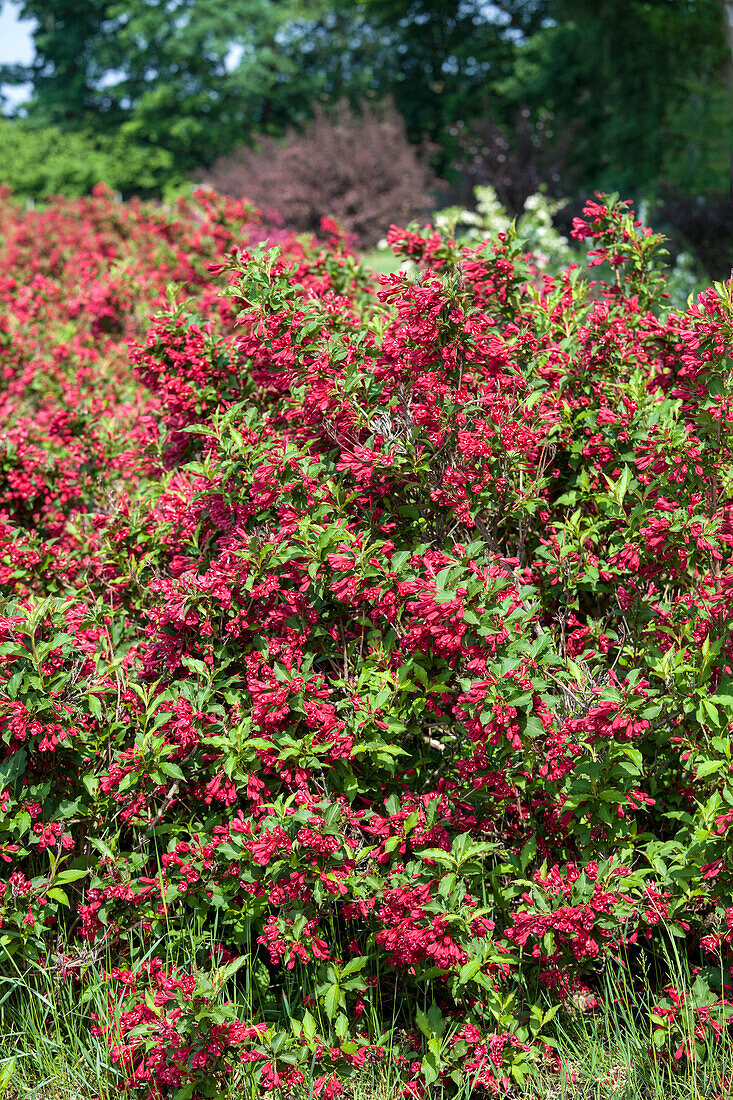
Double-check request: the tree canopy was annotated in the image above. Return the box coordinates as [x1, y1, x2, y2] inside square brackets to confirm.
[2, 0, 310, 168]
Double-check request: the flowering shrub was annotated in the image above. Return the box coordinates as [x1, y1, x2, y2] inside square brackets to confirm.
[433, 184, 574, 273]
[3, 185, 733, 1095]
[432, 185, 705, 311]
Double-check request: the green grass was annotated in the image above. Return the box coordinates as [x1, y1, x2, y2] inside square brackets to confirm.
[3, 941, 733, 1099]
[360, 249, 404, 276]
[0, 951, 406, 1100]
[0, 964, 114, 1100]
[516, 953, 733, 1100]
[518, 1020, 733, 1099]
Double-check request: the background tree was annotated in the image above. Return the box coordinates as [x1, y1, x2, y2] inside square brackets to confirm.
[494, 0, 733, 197]
[1, 0, 549, 175]
[287, 0, 551, 169]
[1, 0, 317, 170]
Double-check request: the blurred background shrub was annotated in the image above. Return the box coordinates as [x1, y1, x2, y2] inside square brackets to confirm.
[202, 101, 438, 248]
[0, 118, 178, 198]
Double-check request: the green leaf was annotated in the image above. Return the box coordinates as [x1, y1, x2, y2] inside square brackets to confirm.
[385, 794, 401, 815]
[419, 848, 454, 865]
[160, 761, 186, 780]
[302, 1008, 317, 1043]
[335, 1013, 349, 1040]
[0, 1058, 17, 1091]
[341, 956, 368, 978]
[458, 957, 483, 984]
[520, 836, 536, 871]
[0, 749, 26, 785]
[214, 955, 248, 985]
[427, 1002, 444, 1036]
[416, 1008, 431, 1038]
[323, 983, 341, 1020]
[421, 1053, 440, 1086]
[54, 868, 88, 885]
[82, 774, 99, 797]
[46, 888, 70, 906]
[696, 759, 724, 778]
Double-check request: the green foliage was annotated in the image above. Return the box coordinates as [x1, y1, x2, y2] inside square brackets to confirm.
[434, 185, 707, 310]
[0, 119, 177, 198]
[498, 0, 733, 197]
[3, 0, 310, 172]
[435, 184, 574, 271]
[519, 948, 733, 1099]
[336, 1, 538, 161]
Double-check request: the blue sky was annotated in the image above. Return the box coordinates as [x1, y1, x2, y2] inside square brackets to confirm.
[0, 2, 35, 107]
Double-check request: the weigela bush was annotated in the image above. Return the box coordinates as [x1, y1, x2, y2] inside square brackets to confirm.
[3, 185, 733, 1095]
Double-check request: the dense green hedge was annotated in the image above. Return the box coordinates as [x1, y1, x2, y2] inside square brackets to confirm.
[0, 119, 179, 198]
